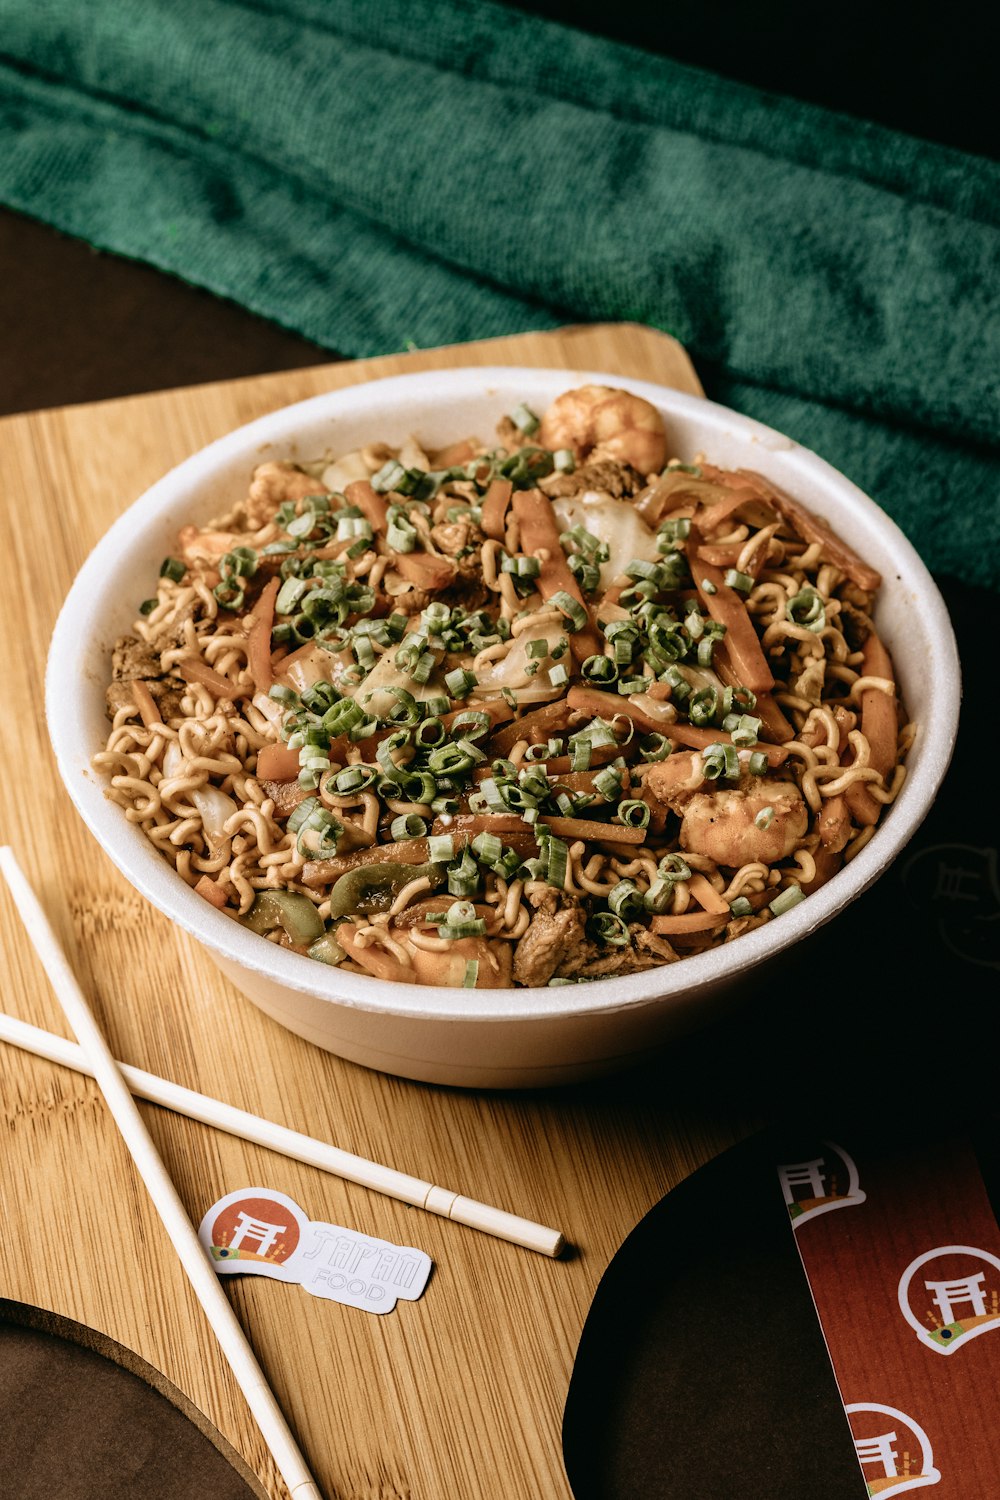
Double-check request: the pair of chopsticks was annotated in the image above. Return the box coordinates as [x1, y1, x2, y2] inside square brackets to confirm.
[0, 848, 565, 1500]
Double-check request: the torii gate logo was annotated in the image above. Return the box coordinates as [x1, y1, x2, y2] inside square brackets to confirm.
[206, 1189, 306, 1282]
[846, 1403, 940, 1496]
[776, 1140, 866, 1229]
[898, 1245, 1000, 1354]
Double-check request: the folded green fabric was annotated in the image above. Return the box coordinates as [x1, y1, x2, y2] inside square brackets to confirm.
[2, 0, 998, 588]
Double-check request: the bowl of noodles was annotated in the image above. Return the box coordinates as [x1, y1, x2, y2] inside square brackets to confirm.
[46, 368, 959, 1087]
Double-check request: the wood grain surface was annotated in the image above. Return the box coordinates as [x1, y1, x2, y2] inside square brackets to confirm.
[0, 323, 759, 1500]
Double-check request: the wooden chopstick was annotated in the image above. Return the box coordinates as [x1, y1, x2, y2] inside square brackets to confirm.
[0, 1010, 565, 1256]
[0, 846, 324, 1500]
[0, 864, 565, 1259]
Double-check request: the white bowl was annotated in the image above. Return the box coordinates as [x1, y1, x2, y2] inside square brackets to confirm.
[46, 367, 960, 1088]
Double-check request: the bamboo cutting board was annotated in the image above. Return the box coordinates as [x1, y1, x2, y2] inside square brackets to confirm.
[0, 322, 755, 1500]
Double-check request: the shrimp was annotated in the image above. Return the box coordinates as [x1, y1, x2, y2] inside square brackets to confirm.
[679, 775, 808, 867]
[538, 384, 667, 476]
[246, 461, 326, 528]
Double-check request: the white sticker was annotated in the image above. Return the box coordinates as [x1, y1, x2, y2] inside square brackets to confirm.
[198, 1187, 431, 1315]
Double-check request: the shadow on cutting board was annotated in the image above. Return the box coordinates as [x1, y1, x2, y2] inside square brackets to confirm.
[563, 1114, 1000, 1499]
[0, 1300, 267, 1500]
[562, 572, 1000, 1497]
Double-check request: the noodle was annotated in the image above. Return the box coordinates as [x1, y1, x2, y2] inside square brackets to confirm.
[95, 385, 913, 988]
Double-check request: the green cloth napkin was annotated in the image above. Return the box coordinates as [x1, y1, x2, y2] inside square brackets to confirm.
[2, 0, 998, 587]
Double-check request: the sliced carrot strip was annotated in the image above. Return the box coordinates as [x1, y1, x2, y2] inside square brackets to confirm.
[481, 477, 513, 541]
[489, 700, 576, 757]
[690, 544, 774, 693]
[177, 657, 238, 698]
[566, 685, 672, 735]
[845, 630, 898, 826]
[246, 575, 280, 694]
[687, 874, 731, 916]
[511, 489, 601, 661]
[818, 793, 851, 852]
[651, 911, 728, 935]
[194, 874, 229, 910]
[343, 479, 389, 534]
[543, 816, 646, 845]
[255, 742, 302, 781]
[662, 722, 788, 766]
[131, 679, 162, 727]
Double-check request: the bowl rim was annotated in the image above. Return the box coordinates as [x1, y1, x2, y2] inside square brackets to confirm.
[46, 364, 961, 1025]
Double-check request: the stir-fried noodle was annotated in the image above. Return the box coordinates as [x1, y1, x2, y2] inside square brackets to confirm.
[96, 385, 914, 988]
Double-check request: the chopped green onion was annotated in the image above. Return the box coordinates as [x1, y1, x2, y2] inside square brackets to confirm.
[608, 880, 643, 920]
[428, 834, 455, 863]
[616, 799, 651, 829]
[390, 813, 428, 839]
[643, 879, 675, 914]
[219, 546, 258, 579]
[659, 853, 692, 882]
[138, 598, 158, 616]
[593, 767, 624, 801]
[587, 911, 630, 947]
[332, 765, 378, 793]
[472, 832, 504, 866]
[445, 667, 478, 699]
[545, 836, 569, 889]
[724, 569, 754, 595]
[213, 579, 245, 611]
[371, 459, 407, 493]
[724, 713, 761, 748]
[159, 556, 186, 583]
[295, 806, 343, 858]
[447, 851, 479, 898]
[509, 401, 540, 436]
[769, 885, 805, 916]
[582, 655, 619, 684]
[548, 590, 588, 632]
[553, 449, 575, 473]
[502, 553, 541, 578]
[729, 896, 753, 918]
[462, 960, 480, 988]
[701, 742, 740, 780]
[748, 751, 769, 776]
[638, 733, 672, 762]
[701, 578, 717, 595]
[754, 806, 775, 830]
[787, 587, 826, 633]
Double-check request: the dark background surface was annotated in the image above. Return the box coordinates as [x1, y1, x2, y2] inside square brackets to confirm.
[1, 0, 997, 420]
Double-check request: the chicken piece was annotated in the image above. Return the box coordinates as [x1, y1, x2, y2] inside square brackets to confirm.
[405, 933, 513, 989]
[429, 520, 473, 557]
[679, 775, 808, 867]
[513, 900, 588, 987]
[554, 922, 680, 979]
[111, 635, 162, 682]
[106, 634, 187, 722]
[540, 459, 645, 500]
[105, 677, 186, 722]
[245, 461, 327, 529]
[260, 778, 311, 819]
